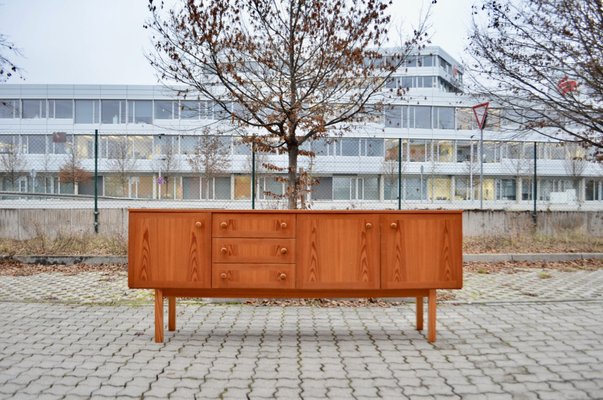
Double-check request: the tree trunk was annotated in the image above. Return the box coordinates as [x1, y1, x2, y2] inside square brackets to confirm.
[287, 144, 299, 209]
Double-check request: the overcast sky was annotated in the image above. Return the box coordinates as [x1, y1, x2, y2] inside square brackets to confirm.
[0, 0, 475, 85]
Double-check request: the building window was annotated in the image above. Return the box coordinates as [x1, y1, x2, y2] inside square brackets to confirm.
[456, 108, 477, 130]
[409, 139, 429, 162]
[233, 138, 252, 155]
[332, 176, 379, 200]
[129, 136, 152, 159]
[384, 178, 398, 201]
[482, 142, 500, 163]
[384, 105, 401, 128]
[75, 100, 100, 124]
[0, 135, 17, 154]
[399, 77, 413, 89]
[22, 100, 46, 119]
[436, 140, 454, 162]
[403, 106, 432, 129]
[127, 100, 152, 124]
[433, 107, 454, 129]
[0, 99, 20, 118]
[586, 180, 602, 201]
[362, 138, 384, 157]
[180, 101, 199, 119]
[182, 176, 200, 199]
[414, 106, 432, 129]
[421, 55, 434, 67]
[340, 138, 359, 156]
[23, 135, 47, 154]
[101, 100, 126, 124]
[496, 178, 517, 200]
[51, 132, 72, 154]
[428, 177, 451, 201]
[456, 141, 474, 162]
[75, 135, 94, 159]
[234, 175, 251, 199]
[312, 177, 332, 200]
[258, 176, 285, 199]
[154, 100, 176, 119]
[48, 100, 73, 119]
[405, 177, 425, 200]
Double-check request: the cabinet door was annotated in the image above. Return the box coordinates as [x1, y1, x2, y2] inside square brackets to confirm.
[297, 214, 380, 289]
[381, 213, 462, 289]
[128, 212, 211, 288]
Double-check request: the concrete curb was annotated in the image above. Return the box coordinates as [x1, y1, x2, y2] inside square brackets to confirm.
[463, 252, 603, 262]
[2, 253, 603, 265]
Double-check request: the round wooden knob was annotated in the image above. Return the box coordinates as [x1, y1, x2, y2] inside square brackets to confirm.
[280, 222, 287, 229]
[280, 247, 288, 255]
[365, 223, 373, 229]
[220, 247, 228, 255]
[279, 273, 287, 280]
[220, 222, 228, 229]
[220, 272, 227, 279]
[195, 221, 203, 228]
[390, 222, 398, 229]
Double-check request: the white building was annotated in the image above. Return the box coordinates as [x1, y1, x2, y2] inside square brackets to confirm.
[0, 46, 601, 209]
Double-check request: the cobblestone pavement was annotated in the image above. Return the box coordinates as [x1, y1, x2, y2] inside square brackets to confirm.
[0, 301, 602, 399]
[1, 267, 603, 399]
[1, 268, 603, 304]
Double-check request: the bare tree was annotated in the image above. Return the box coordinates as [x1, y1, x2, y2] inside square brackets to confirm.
[146, 0, 428, 208]
[58, 145, 91, 194]
[154, 136, 181, 199]
[0, 143, 25, 190]
[564, 143, 587, 202]
[467, 0, 603, 153]
[107, 137, 137, 196]
[186, 130, 231, 198]
[0, 33, 22, 81]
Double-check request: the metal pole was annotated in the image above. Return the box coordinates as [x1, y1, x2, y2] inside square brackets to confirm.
[397, 137, 402, 210]
[251, 141, 256, 210]
[94, 129, 99, 234]
[533, 141, 537, 225]
[480, 128, 484, 210]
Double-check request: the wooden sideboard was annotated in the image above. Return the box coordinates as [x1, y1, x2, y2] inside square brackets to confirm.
[128, 210, 463, 343]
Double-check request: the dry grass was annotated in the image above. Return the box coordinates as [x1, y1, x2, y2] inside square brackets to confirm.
[0, 233, 127, 256]
[0, 231, 601, 256]
[463, 232, 603, 254]
[0, 258, 127, 276]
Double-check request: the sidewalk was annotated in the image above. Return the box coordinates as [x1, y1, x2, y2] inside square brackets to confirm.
[1, 260, 602, 305]
[0, 260, 602, 399]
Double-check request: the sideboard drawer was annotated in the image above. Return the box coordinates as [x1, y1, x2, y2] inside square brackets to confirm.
[212, 264, 295, 289]
[212, 213, 295, 238]
[213, 238, 295, 263]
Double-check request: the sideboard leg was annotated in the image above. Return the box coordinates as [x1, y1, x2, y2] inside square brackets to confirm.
[168, 296, 176, 331]
[416, 297, 424, 331]
[428, 289, 436, 343]
[155, 289, 164, 343]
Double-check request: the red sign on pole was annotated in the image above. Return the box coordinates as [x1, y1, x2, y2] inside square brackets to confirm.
[472, 102, 489, 130]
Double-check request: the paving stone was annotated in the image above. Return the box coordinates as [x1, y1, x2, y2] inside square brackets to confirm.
[1, 269, 603, 400]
